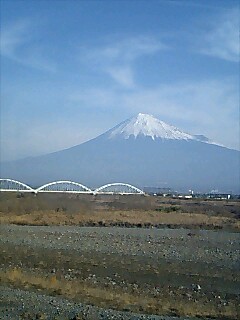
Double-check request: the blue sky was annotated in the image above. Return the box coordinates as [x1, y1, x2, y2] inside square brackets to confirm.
[0, 0, 239, 161]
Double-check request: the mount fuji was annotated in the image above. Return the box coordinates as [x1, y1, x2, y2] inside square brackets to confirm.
[1, 113, 239, 193]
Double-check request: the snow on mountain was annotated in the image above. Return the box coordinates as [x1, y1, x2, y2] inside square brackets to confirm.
[109, 113, 192, 140]
[108, 113, 222, 146]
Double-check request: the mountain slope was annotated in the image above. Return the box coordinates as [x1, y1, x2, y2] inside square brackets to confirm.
[1, 114, 239, 193]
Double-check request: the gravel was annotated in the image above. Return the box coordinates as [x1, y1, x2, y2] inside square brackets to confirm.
[0, 286, 196, 320]
[0, 225, 239, 319]
[1, 225, 239, 267]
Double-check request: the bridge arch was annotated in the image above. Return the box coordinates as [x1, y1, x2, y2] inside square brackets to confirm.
[0, 178, 34, 192]
[94, 182, 144, 195]
[36, 180, 92, 193]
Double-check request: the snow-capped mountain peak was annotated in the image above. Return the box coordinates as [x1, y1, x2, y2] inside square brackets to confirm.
[107, 113, 223, 146]
[109, 113, 194, 141]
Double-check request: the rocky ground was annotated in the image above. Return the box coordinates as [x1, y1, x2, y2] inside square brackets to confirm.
[0, 225, 239, 319]
[0, 286, 186, 320]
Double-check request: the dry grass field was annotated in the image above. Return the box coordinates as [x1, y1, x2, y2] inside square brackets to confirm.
[0, 192, 239, 230]
[0, 209, 239, 231]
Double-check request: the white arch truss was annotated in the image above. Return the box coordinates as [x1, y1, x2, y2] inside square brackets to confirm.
[0, 178, 35, 192]
[36, 180, 92, 193]
[94, 182, 144, 195]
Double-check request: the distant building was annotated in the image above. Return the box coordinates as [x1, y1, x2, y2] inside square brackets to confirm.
[207, 193, 231, 200]
[143, 187, 173, 196]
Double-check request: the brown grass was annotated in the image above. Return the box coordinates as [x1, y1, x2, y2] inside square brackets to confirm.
[0, 192, 239, 230]
[1, 267, 239, 319]
[0, 209, 239, 230]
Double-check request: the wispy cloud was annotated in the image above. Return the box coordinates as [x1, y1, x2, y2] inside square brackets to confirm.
[107, 66, 135, 88]
[199, 8, 239, 62]
[1, 20, 30, 55]
[80, 36, 167, 87]
[97, 36, 166, 62]
[0, 19, 56, 71]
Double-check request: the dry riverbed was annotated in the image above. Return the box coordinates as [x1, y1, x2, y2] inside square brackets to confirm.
[0, 225, 239, 320]
[0, 194, 239, 319]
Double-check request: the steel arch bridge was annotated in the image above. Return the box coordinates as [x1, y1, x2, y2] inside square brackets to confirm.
[36, 181, 92, 193]
[0, 179, 35, 192]
[94, 183, 144, 195]
[0, 179, 144, 195]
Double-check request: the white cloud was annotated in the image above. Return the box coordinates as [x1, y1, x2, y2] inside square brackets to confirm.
[98, 36, 166, 62]
[107, 66, 135, 88]
[199, 8, 239, 62]
[1, 20, 30, 56]
[0, 20, 56, 71]
[80, 36, 167, 87]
